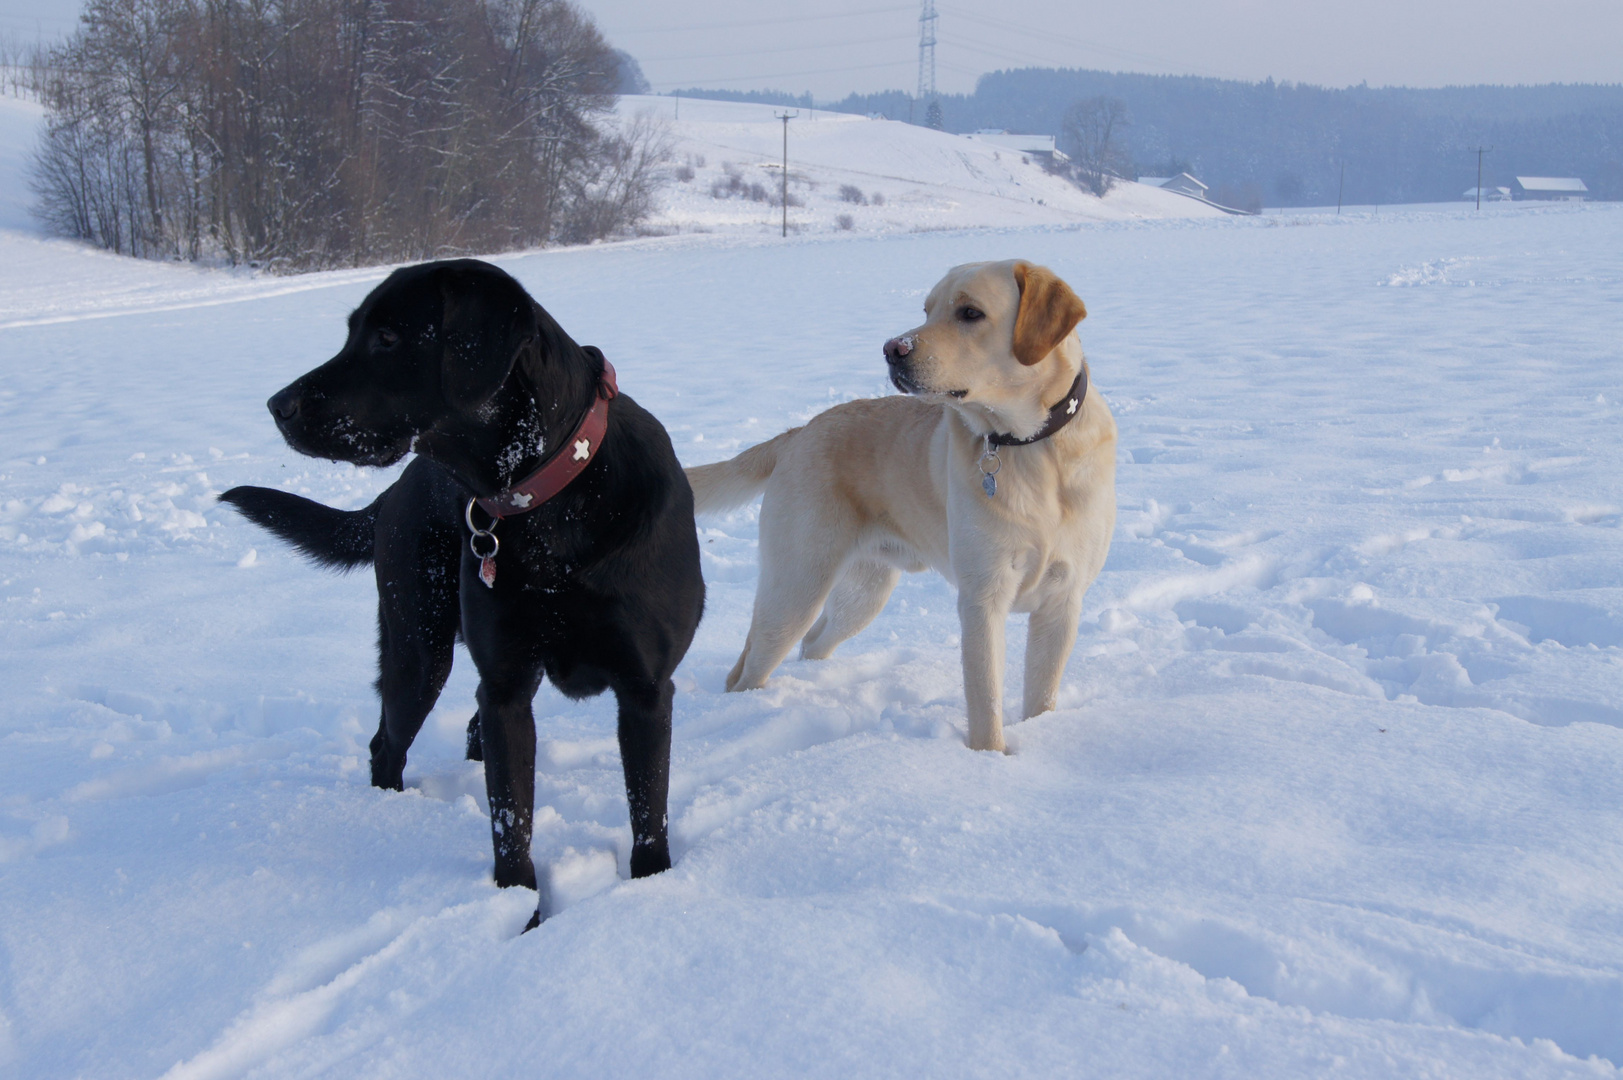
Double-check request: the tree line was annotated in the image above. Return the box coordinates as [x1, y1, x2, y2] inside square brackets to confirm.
[25, 0, 666, 270]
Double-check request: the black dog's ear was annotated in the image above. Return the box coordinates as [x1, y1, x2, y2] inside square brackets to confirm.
[438, 262, 539, 409]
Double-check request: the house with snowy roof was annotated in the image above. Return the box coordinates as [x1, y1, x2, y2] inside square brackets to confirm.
[1139, 172, 1209, 199]
[1512, 177, 1587, 201]
[1462, 186, 1512, 202]
[962, 130, 1068, 162]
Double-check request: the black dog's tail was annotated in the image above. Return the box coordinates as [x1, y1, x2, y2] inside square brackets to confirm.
[218, 486, 379, 571]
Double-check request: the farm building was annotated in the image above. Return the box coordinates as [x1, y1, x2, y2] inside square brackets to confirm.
[1140, 172, 1210, 199]
[1512, 177, 1588, 201]
[962, 130, 1068, 162]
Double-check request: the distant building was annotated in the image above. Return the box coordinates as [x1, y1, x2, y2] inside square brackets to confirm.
[1512, 177, 1588, 201]
[1137, 171, 1255, 214]
[963, 131, 1068, 162]
[1141, 172, 1210, 200]
[1462, 186, 1512, 202]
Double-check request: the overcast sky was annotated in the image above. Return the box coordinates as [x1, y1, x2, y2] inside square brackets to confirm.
[4, 0, 1619, 97]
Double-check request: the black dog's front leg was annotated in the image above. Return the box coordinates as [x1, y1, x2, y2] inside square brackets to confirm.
[616, 677, 674, 878]
[476, 674, 542, 891]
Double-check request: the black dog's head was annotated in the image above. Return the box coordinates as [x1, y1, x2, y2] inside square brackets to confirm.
[267, 259, 545, 468]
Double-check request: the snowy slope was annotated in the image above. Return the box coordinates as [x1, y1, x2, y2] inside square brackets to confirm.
[0, 95, 44, 232]
[617, 94, 1224, 236]
[2, 87, 1623, 1077]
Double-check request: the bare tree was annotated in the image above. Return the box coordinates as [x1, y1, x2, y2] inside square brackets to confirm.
[30, 0, 654, 269]
[1060, 96, 1130, 197]
[555, 110, 671, 244]
[1, 33, 51, 98]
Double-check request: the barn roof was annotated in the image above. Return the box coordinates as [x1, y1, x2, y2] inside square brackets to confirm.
[1515, 176, 1588, 192]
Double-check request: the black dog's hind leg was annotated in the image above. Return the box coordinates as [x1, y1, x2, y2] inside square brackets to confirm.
[616, 677, 675, 878]
[476, 671, 543, 891]
[465, 711, 482, 761]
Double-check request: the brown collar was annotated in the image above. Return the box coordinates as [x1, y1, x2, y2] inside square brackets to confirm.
[476, 359, 618, 518]
[986, 366, 1088, 447]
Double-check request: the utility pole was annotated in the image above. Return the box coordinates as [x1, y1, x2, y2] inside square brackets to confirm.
[775, 111, 798, 237]
[1337, 161, 1345, 214]
[1473, 145, 1492, 210]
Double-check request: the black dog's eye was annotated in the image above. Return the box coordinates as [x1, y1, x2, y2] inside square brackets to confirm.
[957, 306, 985, 323]
[375, 328, 400, 349]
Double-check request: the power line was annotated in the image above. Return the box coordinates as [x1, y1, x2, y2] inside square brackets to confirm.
[612, 5, 914, 37]
[937, 4, 1239, 80]
[648, 58, 915, 90]
[638, 33, 915, 66]
[938, 33, 1068, 70]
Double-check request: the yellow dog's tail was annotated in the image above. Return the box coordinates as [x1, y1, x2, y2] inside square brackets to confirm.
[684, 427, 801, 514]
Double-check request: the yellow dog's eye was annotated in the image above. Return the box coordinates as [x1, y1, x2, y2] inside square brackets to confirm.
[957, 306, 984, 322]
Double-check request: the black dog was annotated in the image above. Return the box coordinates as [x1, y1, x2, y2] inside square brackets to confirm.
[220, 259, 703, 922]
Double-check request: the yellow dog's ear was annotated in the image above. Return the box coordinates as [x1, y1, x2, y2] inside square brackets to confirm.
[1011, 262, 1087, 366]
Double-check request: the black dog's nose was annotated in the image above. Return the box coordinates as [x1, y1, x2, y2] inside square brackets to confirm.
[883, 336, 913, 366]
[268, 388, 300, 421]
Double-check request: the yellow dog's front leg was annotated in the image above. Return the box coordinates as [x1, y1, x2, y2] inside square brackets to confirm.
[957, 579, 1015, 753]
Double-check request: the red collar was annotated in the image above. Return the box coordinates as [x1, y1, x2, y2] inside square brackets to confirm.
[475, 359, 618, 518]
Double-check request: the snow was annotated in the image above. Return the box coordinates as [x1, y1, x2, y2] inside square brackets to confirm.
[0, 94, 44, 233]
[616, 94, 1225, 237]
[2, 88, 1623, 1077]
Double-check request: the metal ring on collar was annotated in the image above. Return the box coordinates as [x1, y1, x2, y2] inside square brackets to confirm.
[978, 443, 1002, 477]
[465, 498, 499, 559]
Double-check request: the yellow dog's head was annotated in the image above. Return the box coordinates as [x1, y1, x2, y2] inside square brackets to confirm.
[883, 260, 1088, 439]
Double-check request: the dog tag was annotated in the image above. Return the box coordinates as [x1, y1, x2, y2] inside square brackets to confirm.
[982, 472, 997, 498]
[479, 556, 497, 588]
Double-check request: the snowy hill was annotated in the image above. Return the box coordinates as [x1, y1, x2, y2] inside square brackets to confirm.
[0, 94, 44, 232]
[617, 94, 1223, 236]
[3, 83, 1623, 1080]
[0, 92, 1219, 265]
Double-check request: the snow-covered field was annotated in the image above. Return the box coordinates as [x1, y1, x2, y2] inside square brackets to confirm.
[3, 89, 1623, 1076]
[617, 94, 1224, 236]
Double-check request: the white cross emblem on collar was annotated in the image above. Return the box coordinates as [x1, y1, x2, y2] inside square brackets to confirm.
[573, 438, 591, 461]
[1066, 397, 1079, 414]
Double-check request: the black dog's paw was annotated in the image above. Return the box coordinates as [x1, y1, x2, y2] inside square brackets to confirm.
[368, 732, 406, 791]
[464, 713, 483, 761]
[629, 841, 672, 879]
[522, 907, 542, 933]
